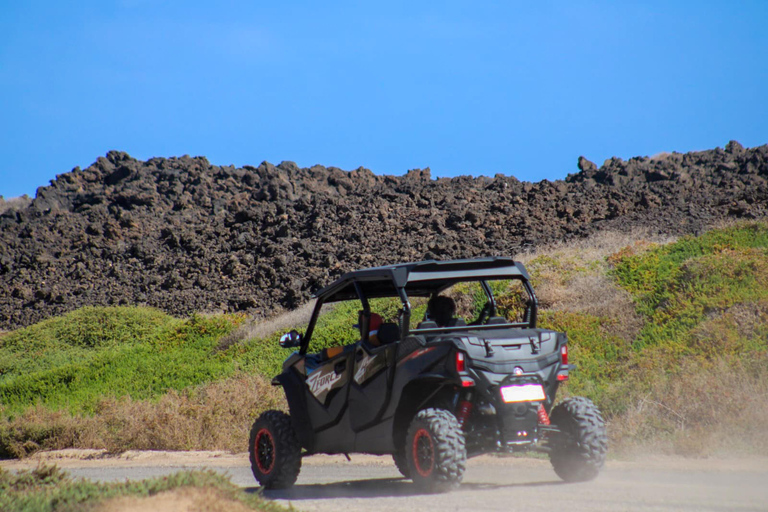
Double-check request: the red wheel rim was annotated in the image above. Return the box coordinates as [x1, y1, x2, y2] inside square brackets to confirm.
[254, 428, 276, 474]
[412, 428, 435, 477]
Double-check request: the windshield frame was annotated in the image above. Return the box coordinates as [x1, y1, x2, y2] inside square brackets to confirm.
[299, 274, 538, 354]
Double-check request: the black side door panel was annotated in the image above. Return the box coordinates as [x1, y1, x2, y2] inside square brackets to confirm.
[348, 342, 396, 432]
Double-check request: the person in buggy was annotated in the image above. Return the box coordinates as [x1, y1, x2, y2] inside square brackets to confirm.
[426, 295, 457, 327]
[306, 310, 387, 365]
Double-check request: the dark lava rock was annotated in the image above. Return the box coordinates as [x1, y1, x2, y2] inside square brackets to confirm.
[1, 142, 767, 329]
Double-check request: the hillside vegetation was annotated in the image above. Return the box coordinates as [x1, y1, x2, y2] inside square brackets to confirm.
[532, 222, 768, 455]
[1, 222, 767, 458]
[0, 308, 243, 414]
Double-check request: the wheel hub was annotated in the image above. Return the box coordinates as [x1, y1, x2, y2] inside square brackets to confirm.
[254, 428, 276, 474]
[413, 428, 435, 477]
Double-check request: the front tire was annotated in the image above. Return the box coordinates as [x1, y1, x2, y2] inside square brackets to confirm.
[248, 410, 302, 489]
[393, 448, 410, 478]
[405, 408, 466, 493]
[548, 397, 607, 482]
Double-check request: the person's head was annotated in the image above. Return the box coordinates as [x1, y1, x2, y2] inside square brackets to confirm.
[428, 295, 456, 327]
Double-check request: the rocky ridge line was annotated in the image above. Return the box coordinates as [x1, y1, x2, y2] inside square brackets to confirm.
[1, 140, 766, 329]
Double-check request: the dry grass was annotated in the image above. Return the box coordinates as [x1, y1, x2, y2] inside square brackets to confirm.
[1, 374, 286, 458]
[688, 301, 768, 358]
[538, 273, 642, 343]
[515, 227, 676, 266]
[520, 225, 768, 457]
[216, 300, 319, 351]
[609, 355, 768, 457]
[515, 229, 661, 342]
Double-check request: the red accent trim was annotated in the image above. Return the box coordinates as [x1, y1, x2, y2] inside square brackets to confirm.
[537, 404, 551, 426]
[254, 428, 276, 474]
[456, 400, 473, 427]
[397, 346, 437, 366]
[412, 428, 435, 477]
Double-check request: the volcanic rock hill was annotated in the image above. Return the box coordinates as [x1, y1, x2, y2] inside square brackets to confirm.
[1, 141, 766, 329]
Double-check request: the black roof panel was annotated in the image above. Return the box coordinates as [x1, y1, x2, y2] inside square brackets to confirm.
[315, 257, 529, 303]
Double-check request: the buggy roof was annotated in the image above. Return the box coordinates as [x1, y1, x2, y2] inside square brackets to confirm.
[314, 257, 530, 303]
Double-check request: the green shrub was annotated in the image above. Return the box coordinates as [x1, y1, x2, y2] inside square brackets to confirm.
[0, 464, 284, 512]
[538, 310, 631, 409]
[0, 307, 172, 380]
[0, 309, 242, 415]
[612, 223, 768, 352]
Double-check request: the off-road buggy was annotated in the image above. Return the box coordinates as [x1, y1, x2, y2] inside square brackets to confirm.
[249, 257, 607, 492]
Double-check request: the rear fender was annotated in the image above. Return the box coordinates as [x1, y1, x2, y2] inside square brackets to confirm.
[391, 375, 457, 450]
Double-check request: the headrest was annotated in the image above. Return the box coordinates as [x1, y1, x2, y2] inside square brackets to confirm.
[378, 323, 400, 345]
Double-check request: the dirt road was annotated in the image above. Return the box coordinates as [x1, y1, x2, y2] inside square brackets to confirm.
[3, 451, 767, 511]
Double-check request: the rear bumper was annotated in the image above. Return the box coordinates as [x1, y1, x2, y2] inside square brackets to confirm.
[498, 402, 540, 446]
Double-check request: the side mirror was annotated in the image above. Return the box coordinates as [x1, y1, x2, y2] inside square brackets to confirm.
[279, 330, 302, 348]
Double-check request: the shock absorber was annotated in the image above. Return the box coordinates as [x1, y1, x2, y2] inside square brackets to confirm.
[537, 404, 550, 425]
[455, 391, 474, 427]
[456, 400, 474, 427]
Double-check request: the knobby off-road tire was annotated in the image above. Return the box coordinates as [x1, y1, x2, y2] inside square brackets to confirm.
[405, 408, 466, 493]
[548, 396, 608, 482]
[392, 449, 411, 478]
[249, 410, 302, 489]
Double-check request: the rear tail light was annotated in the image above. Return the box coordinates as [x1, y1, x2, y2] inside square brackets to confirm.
[456, 351, 466, 372]
[558, 344, 570, 380]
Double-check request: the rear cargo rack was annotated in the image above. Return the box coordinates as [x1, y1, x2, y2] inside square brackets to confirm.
[410, 322, 529, 334]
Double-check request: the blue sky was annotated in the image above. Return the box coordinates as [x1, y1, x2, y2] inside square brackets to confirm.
[1, 1, 767, 198]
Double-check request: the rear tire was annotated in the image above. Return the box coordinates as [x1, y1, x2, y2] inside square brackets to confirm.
[405, 408, 466, 493]
[548, 397, 607, 482]
[248, 410, 302, 489]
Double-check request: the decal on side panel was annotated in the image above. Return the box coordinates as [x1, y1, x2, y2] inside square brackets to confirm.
[354, 350, 387, 385]
[306, 363, 346, 403]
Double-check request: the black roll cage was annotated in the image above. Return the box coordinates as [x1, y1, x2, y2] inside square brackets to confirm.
[297, 258, 539, 356]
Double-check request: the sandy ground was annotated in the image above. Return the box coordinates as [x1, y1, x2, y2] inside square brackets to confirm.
[3, 448, 767, 472]
[95, 488, 253, 512]
[3, 450, 768, 512]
